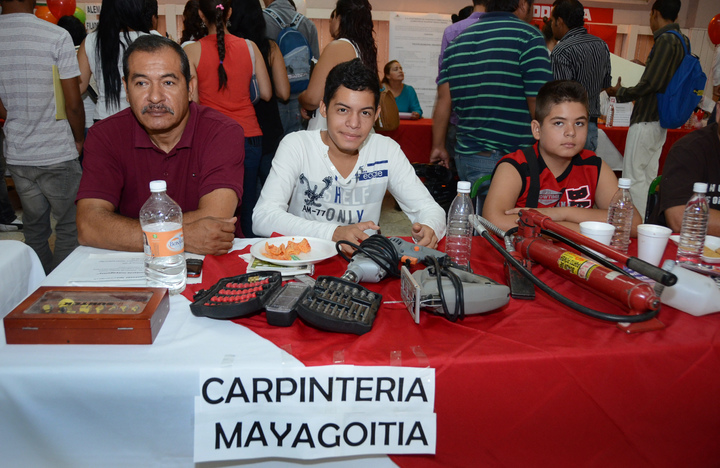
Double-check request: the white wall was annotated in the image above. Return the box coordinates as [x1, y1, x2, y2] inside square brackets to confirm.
[149, 0, 719, 29]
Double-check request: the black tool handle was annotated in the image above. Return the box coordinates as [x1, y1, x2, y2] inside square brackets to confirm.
[626, 257, 677, 286]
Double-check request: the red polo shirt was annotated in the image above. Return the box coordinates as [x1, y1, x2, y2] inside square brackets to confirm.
[78, 102, 245, 236]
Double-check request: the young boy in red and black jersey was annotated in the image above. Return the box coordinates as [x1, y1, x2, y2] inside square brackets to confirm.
[484, 80, 642, 233]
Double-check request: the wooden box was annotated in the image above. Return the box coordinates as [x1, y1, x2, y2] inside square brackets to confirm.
[4, 287, 170, 345]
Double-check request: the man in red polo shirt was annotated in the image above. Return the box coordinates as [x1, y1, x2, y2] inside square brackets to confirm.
[76, 35, 245, 255]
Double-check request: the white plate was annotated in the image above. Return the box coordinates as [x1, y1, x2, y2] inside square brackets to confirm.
[703, 236, 720, 264]
[250, 236, 337, 266]
[669, 235, 720, 264]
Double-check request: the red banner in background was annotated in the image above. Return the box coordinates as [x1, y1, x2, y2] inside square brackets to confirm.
[533, 4, 614, 23]
[587, 23, 618, 54]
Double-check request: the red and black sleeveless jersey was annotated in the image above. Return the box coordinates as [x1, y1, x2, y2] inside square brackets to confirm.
[496, 142, 602, 209]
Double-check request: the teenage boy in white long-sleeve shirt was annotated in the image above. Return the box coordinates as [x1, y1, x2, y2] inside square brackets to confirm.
[253, 59, 446, 248]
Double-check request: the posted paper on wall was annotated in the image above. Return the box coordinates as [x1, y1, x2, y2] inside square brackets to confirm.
[389, 12, 451, 117]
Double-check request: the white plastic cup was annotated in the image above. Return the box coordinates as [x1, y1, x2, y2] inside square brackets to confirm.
[637, 224, 672, 266]
[579, 221, 615, 245]
[579, 221, 616, 258]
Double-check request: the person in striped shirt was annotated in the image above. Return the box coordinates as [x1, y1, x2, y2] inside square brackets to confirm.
[0, 0, 85, 273]
[549, 0, 611, 152]
[432, 0, 552, 188]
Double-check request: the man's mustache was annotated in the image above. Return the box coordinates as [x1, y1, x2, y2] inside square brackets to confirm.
[142, 104, 175, 115]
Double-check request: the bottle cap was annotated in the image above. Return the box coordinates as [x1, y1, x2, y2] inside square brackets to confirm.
[693, 182, 708, 193]
[618, 178, 631, 189]
[457, 181, 471, 193]
[149, 180, 167, 192]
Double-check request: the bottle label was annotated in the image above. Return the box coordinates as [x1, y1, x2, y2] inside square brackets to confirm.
[558, 252, 597, 280]
[143, 228, 184, 257]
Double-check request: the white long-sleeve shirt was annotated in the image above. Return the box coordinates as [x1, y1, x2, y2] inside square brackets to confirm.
[253, 130, 446, 241]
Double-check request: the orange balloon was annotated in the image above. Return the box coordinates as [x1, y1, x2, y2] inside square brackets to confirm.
[709, 14, 720, 45]
[35, 6, 58, 24]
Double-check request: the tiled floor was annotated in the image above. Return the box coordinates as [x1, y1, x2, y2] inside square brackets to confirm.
[378, 191, 413, 237]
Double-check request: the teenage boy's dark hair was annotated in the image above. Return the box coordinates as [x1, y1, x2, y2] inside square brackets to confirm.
[552, 0, 585, 29]
[323, 58, 381, 108]
[652, 0, 680, 21]
[123, 35, 192, 90]
[534, 80, 588, 123]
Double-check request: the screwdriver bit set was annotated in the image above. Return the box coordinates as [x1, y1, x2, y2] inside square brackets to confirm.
[295, 276, 382, 335]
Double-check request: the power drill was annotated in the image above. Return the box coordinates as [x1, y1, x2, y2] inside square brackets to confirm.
[340, 236, 449, 283]
[338, 235, 510, 320]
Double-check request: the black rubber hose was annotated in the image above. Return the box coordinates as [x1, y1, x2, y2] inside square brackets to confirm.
[481, 230, 658, 323]
[428, 256, 465, 322]
[336, 235, 402, 278]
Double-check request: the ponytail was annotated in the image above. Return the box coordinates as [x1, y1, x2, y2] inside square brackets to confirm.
[216, 6, 228, 90]
[199, 0, 230, 90]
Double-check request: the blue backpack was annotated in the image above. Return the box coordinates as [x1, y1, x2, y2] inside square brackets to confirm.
[264, 9, 312, 94]
[656, 30, 707, 129]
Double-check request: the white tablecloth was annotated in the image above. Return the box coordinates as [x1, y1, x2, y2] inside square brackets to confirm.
[0, 242, 396, 467]
[0, 240, 46, 316]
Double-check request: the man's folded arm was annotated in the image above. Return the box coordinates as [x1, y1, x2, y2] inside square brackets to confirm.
[183, 188, 238, 224]
[183, 188, 239, 255]
[77, 198, 145, 251]
[77, 188, 240, 255]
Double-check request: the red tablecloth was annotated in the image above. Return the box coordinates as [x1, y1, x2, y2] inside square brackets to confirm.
[185, 238, 720, 467]
[377, 118, 433, 164]
[599, 124, 695, 175]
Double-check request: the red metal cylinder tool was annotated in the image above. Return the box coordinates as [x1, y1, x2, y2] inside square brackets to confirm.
[514, 210, 660, 315]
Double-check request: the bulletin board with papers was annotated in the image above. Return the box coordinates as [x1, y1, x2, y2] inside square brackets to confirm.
[388, 13, 451, 118]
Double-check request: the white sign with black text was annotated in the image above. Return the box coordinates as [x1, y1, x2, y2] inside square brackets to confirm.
[194, 365, 436, 462]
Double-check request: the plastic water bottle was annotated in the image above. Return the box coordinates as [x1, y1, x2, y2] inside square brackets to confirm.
[445, 181, 474, 270]
[676, 182, 709, 265]
[140, 180, 186, 294]
[607, 177, 634, 254]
